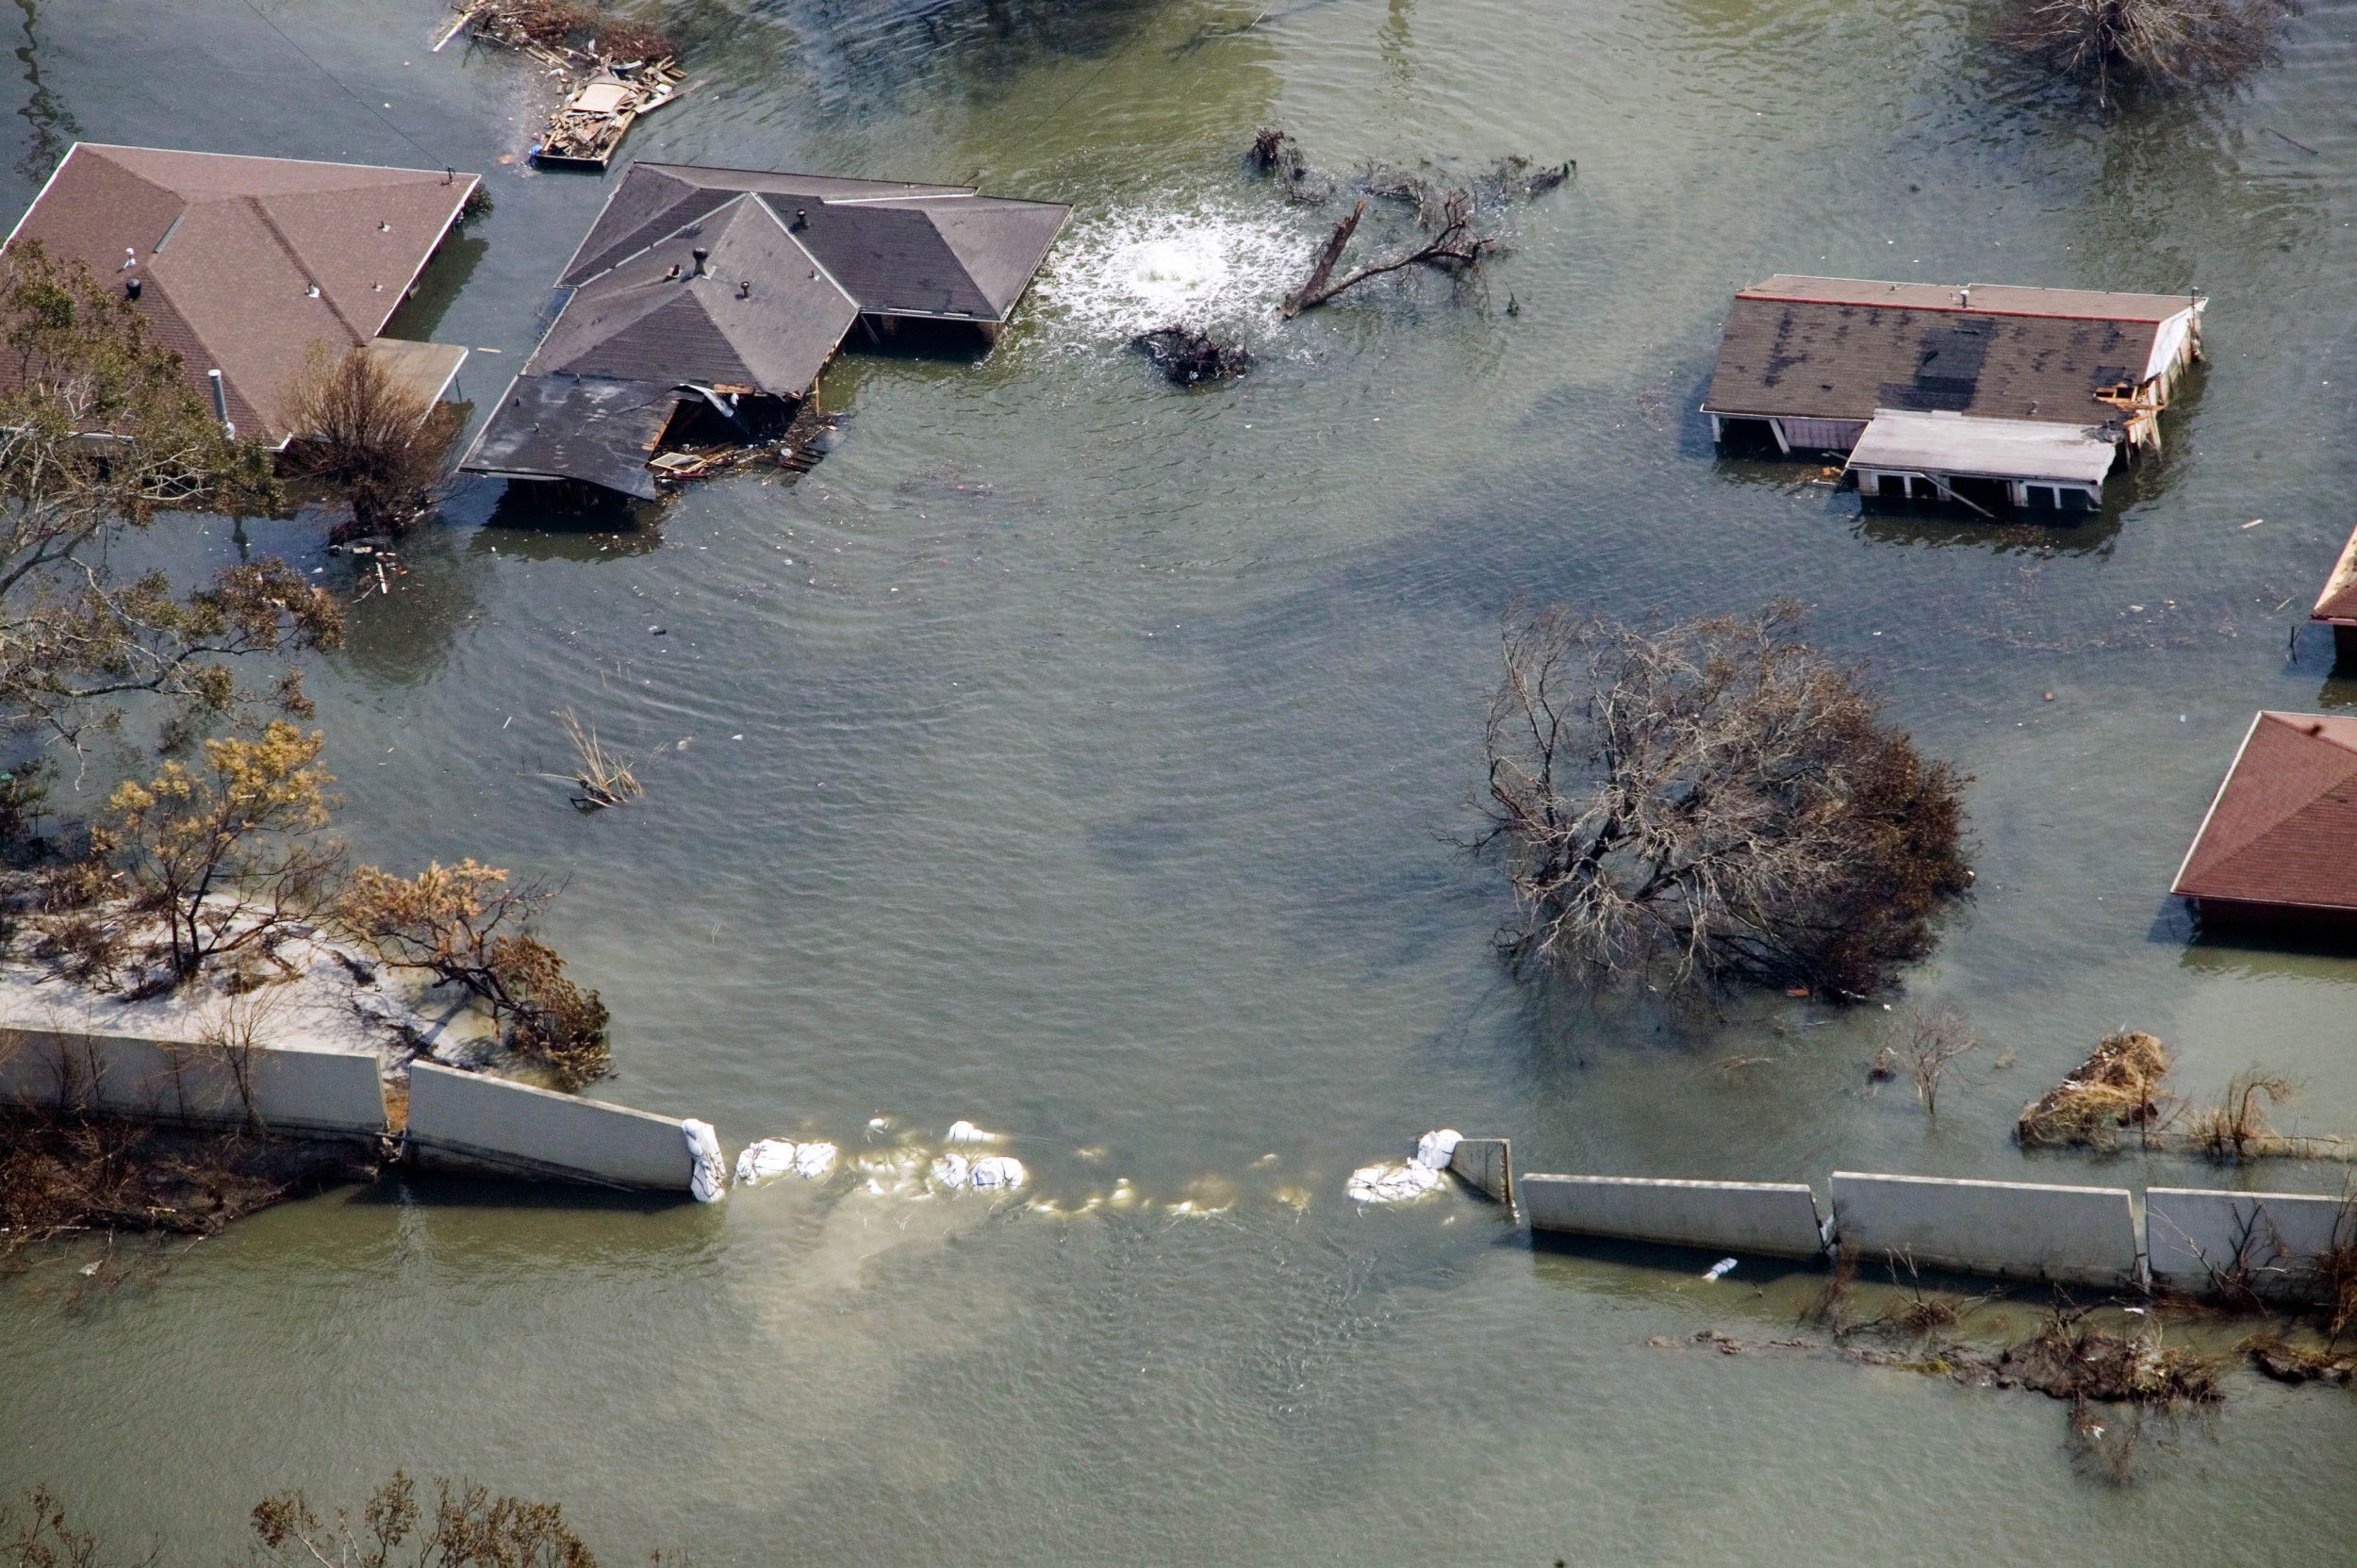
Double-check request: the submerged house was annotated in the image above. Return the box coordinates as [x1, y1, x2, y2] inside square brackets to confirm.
[4, 143, 479, 443]
[2312, 523, 2357, 661]
[2172, 712, 2357, 930]
[1703, 275, 2204, 514]
[458, 163, 1071, 501]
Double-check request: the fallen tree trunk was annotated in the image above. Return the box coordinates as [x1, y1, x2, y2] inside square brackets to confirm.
[1283, 191, 1493, 318]
[1282, 200, 1364, 318]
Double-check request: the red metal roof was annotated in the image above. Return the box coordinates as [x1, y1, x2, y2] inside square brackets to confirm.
[2173, 712, 2357, 911]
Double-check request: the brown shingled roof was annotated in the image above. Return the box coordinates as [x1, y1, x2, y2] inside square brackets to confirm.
[4, 143, 480, 443]
[1703, 274, 2197, 428]
[2172, 712, 2357, 912]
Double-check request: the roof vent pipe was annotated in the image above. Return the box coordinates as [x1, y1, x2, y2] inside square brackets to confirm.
[206, 369, 233, 437]
[124, 277, 140, 301]
[691, 247, 708, 276]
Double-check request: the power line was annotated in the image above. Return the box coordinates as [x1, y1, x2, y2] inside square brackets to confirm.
[235, 0, 447, 169]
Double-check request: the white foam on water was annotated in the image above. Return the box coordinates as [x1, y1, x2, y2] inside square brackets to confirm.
[1029, 201, 1311, 338]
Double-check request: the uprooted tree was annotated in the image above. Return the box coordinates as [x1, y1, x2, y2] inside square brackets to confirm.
[338, 860, 612, 1089]
[0, 239, 339, 755]
[2005, 0, 2296, 104]
[278, 343, 467, 539]
[1477, 602, 1972, 1000]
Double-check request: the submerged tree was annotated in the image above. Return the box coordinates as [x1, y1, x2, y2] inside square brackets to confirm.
[0, 239, 338, 753]
[278, 343, 465, 539]
[2006, 0, 2296, 104]
[1477, 602, 1971, 1001]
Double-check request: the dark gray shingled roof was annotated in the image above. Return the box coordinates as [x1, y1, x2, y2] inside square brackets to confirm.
[553, 161, 1069, 322]
[527, 195, 858, 395]
[1703, 275, 2195, 427]
[457, 373, 678, 501]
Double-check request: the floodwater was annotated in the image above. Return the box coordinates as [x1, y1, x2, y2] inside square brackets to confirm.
[8, 0, 2357, 1559]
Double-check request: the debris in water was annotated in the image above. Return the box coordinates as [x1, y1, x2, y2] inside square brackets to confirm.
[1130, 324, 1251, 384]
[1347, 1162, 1443, 1203]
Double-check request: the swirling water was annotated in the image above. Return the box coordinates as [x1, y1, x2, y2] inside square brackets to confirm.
[7, 0, 2357, 1559]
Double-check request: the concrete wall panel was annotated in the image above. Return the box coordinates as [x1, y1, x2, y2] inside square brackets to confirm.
[0, 1026, 386, 1136]
[1831, 1171, 2136, 1286]
[1448, 1138, 1513, 1208]
[1521, 1174, 1826, 1258]
[2147, 1186, 2350, 1300]
[405, 1061, 695, 1191]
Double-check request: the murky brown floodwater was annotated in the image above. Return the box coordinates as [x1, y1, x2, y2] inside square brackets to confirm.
[8, 0, 2357, 1559]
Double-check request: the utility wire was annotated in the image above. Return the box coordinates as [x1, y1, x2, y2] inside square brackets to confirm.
[235, 0, 448, 169]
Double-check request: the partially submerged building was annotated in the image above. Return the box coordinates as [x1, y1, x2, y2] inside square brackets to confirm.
[2312, 523, 2357, 661]
[1703, 275, 2204, 514]
[458, 163, 1070, 501]
[2172, 712, 2357, 930]
[4, 143, 480, 444]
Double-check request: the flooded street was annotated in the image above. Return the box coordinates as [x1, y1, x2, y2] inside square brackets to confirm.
[7, 0, 2357, 1558]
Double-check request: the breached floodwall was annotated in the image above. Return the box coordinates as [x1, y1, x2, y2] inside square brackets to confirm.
[1522, 1174, 1827, 1258]
[404, 1061, 697, 1192]
[0, 1025, 386, 1137]
[1830, 1171, 2137, 1286]
[1448, 1138, 1513, 1208]
[2146, 1186, 2350, 1300]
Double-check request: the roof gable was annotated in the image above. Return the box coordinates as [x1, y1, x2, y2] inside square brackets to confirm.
[530, 196, 858, 395]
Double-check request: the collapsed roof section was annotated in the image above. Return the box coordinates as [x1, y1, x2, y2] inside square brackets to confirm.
[460, 374, 680, 502]
[4, 143, 480, 445]
[461, 161, 1070, 498]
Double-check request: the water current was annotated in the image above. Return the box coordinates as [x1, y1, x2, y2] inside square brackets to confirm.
[8, 0, 2357, 1559]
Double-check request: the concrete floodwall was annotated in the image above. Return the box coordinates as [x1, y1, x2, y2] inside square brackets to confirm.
[405, 1061, 696, 1192]
[2147, 1186, 2351, 1301]
[0, 1025, 386, 1137]
[1831, 1171, 2136, 1286]
[1448, 1138, 1514, 1208]
[1522, 1175, 1827, 1258]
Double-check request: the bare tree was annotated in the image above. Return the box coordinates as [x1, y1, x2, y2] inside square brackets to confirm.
[2006, 0, 2296, 105]
[252, 1471, 599, 1568]
[0, 241, 340, 753]
[1903, 1008, 1977, 1117]
[1476, 602, 1971, 1000]
[278, 344, 464, 539]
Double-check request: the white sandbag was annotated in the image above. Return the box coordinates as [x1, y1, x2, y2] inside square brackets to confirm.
[683, 1118, 727, 1202]
[970, 1155, 1027, 1190]
[1347, 1162, 1443, 1203]
[945, 1120, 1000, 1146]
[734, 1138, 838, 1186]
[735, 1138, 798, 1185]
[1413, 1129, 1463, 1171]
[931, 1153, 971, 1189]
